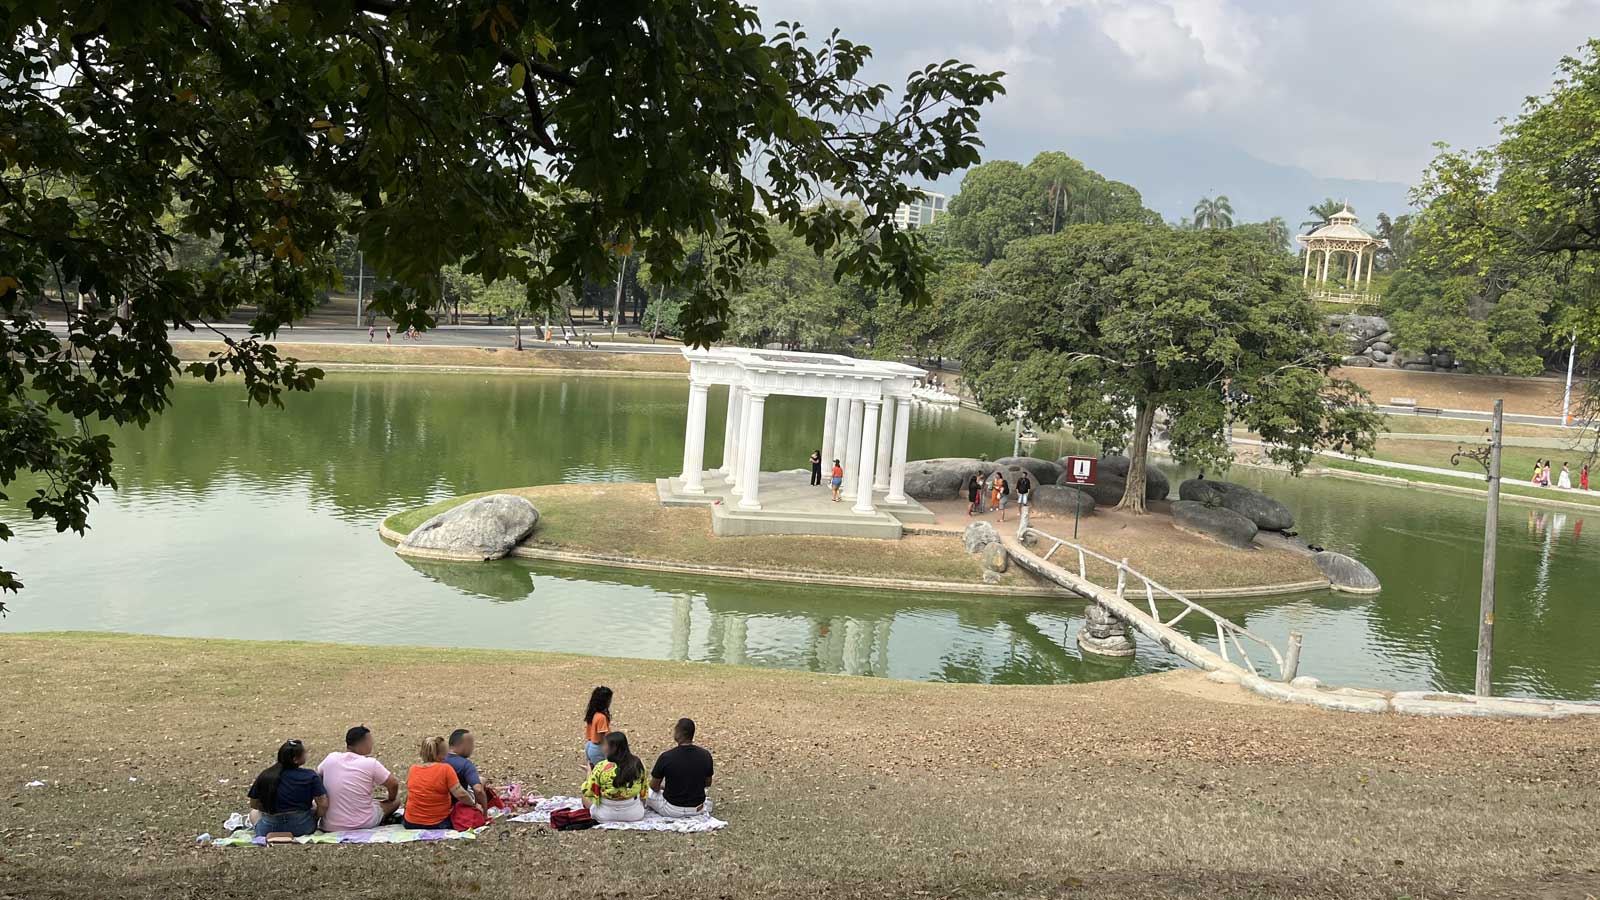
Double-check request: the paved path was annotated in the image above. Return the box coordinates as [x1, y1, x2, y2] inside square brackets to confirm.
[43, 321, 683, 355]
[1378, 404, 1565, 427]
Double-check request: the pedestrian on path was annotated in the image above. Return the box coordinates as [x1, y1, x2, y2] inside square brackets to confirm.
[809, 450, 822, 486]
[965, 473, 981, 516]
[991, 473, 1009, 522]
[830, 460, 844, 502]
[1558, 462, 1572, 490]
[1016, 473, 1032, 513]
[1542, 460, 1553, 487]
[1582, 464, 1590, 492]
[367, 325, 375, 342]
[384, 325, 392, 344]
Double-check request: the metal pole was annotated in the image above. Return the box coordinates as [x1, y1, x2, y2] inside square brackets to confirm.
[1012, 407, 1022, 458]
[1475, 399, 1503, 697]
[354, 250, 364, 326]
[1561, 332, 1577, 426]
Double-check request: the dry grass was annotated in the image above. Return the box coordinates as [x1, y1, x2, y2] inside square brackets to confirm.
[388, 484, 1324, 593]
[1333, 367, 1579, 418]
[171, 341, 689, 373]
[1, 634, 1596, 900]
[1378, 413, 1592, 441]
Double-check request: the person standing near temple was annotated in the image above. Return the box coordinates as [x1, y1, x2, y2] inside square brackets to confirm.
[809, 449, 823, 486]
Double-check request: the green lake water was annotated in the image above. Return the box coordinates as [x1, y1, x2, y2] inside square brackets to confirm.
[4, 372, 1597, 699]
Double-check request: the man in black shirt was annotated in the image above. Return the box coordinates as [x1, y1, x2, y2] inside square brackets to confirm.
[645, 717, 715, 817]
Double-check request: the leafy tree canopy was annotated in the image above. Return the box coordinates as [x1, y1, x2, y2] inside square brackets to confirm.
[0, 1, 1004, 599]
[954, 224, 1379, 511]
[943, 151, 1158, 263]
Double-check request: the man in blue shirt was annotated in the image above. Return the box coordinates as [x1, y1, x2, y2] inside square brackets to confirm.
[445, 728, 489, 808]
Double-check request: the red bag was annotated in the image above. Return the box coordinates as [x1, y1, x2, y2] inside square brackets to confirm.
[549, 808, 596, 831]
[451, 802, 488, 831]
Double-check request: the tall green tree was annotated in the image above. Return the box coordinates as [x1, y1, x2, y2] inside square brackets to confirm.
[1191, 195, 1234, 230]
[1300, 198, 1345, 233]
[0, 1, 1003, 600]
[955, 225, 1379, 512]
[944, 152, 1158, 263]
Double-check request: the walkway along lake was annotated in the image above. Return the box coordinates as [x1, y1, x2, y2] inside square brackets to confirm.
[5, 372, 1597, 699]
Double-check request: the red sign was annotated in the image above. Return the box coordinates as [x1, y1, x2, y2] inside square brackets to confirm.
[1062, 456, 1098, 485]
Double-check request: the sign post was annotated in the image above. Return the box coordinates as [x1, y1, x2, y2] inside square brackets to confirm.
[1061, 456, 1099, 539]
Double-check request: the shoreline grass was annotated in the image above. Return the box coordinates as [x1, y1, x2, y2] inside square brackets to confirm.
[172, 340, 689, 374]
[1, 632, 1596, 900]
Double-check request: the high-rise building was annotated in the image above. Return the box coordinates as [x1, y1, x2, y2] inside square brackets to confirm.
[892, 190, 947, 229]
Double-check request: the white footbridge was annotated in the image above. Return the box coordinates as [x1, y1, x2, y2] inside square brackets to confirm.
[1006, 520, 1302, 682]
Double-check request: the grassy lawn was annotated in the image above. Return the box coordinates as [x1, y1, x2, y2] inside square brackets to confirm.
[1317, 457, 1600, 508]
[1, 633, 1595, 900]
[387, 484, 1326, 592]
[1377, 413, 1593, 441]
[1372, 438, 1591, 485]
[172, 341, 689, 374]
[1332, 367, 1577, 417]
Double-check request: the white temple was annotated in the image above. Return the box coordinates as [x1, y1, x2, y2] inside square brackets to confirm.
[657, 347, 937, 538]
[1295, 205, 1386, 301]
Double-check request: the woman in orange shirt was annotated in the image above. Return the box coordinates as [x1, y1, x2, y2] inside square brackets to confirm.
[403, 736, 479, 829]
[583, 686, 614, 767]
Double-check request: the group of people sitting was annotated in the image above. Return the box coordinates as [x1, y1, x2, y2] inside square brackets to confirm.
[245, 685, 714, 837]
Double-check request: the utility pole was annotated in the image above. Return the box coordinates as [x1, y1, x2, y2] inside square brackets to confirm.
[354, 250, 364, 327]
[1012, 404, 1024, 457]
[1561, 332, 1577, 426]
[611, 257, 628, 339]
[1454, 399, 1503, 696]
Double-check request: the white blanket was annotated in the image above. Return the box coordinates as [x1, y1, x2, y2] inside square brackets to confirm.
[509, 796, 727, 833]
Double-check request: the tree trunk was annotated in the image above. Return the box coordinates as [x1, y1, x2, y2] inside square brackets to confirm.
[1116, 400, 1157, 514]
[513, 313, 522, 351]
[611, 258, 627, 339]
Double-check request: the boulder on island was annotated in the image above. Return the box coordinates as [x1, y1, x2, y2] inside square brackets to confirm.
[1030, 484, 1096, 516]
[996, 456, 1062, 485]
[1313, 551, 1382, 593]
[1170, 500, 1258, 549]
[962, 520, 1001, 554]
[1177, 479, 1295, 532]
[981, 541, 1009, 573]
[903, 458, 992, 501]
[397, 494, 540, 561]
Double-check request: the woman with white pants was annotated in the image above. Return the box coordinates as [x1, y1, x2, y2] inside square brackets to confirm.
[580, 732, 648, 823]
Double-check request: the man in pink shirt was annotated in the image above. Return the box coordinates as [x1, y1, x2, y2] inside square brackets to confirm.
[316, 726, 400, 831]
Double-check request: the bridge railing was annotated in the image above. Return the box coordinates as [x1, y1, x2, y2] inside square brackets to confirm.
[1018, 523, 1302, 681]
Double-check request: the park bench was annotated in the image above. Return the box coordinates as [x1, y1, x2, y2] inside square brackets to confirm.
[1390, 397, 1417, 407]
[1414, 406, 1443, 415]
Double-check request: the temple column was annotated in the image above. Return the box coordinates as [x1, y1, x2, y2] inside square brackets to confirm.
[885, 396, 912, 505]
[719, 385, 742, 474]
[842, 399, 865, 499]
[1353, 248, 1363, 289]
[732, 390, 752, 494]
[853, 399, 881, 515]
[1366, 249, 1374, 289]
[679, 380, 710, 493]
[1301, 249, 1311, 284]
[1319, 248, 1330, 284]
[830, 399, 851, 471]
[737, 392, 768, 510]
[821, 397, 840, 473]
[873, 394, 894, 491]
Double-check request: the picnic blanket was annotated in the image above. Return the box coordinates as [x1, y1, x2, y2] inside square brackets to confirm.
[509, 796, 727, 833]
[212, 824, 486, 847]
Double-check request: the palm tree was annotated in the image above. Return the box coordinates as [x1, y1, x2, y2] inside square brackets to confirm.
[1192, 195, 1234, 230]
[1263, 216, 1291, 249]
[1300, 198, 1344, 233]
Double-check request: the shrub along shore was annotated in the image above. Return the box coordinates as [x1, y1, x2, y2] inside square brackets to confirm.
[0, 633, 1595, 900]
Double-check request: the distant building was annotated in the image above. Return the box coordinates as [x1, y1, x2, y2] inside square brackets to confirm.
[893, 190, 947, 229]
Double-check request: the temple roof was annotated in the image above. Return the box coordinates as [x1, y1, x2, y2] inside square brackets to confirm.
[1296, 206, 1380, 245]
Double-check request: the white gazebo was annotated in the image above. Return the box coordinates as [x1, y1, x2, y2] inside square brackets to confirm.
[1295, 205, 1386, 302]
[657, 347, 936, 538]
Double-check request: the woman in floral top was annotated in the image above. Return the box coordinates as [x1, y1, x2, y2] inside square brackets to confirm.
[581, 731, 648, 823]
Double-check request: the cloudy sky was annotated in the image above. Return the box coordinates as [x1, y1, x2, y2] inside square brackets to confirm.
[754, 0, 1600, 219]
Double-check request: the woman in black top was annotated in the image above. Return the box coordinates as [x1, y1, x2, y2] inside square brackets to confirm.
[966, 473, 982, 516]
[809, 450, 823, 486]
[248, 739, 328, 837]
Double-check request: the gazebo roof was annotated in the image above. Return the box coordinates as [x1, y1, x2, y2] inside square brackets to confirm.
[1296, 206, 1381, 245]
[681, 346, 923, 400]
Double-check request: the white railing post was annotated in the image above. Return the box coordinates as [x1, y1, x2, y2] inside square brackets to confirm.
[1282, 632, 1303, 682]
[1115, 559, 1128, 600]
[1078, 550, 1086, 580]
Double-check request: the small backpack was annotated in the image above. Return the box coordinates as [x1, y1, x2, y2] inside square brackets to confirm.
[550, 807, 597, 831]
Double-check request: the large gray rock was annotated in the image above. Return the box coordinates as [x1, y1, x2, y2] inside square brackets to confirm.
[397, 494, 540, 561]
[1176, 479, 1295, 532]
[1370, 341, 1393, 354]
[962, 520, 1001, 554]
[1030, 484, 1096, 516]
[1170, 500, 1258, 549]
[1341, 355, 1373, 367]
[903, 458, 994, 501]
[1327, 314, 1390, 352]
[981, 542, 1009, 573]
[1059, 466, 1169, 506]
[996, 456, 1062, 485]
[1314, 551, 1382, 593]
[1092, 455, 1170, 500]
